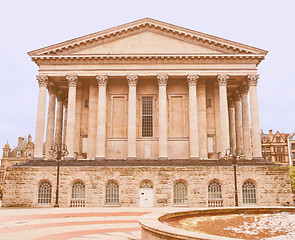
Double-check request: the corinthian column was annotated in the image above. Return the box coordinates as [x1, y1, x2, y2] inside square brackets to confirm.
[127, 75, 138, 160]
[228, 98, 236, 152]
[55, 92, 64, 147]
[63, 101, 67, 145]
[34, 75, 48, 159]
[217, 74, 230, 157]
[157, 74, 168, 160]
[248, 74, 262, 158]
[96, 75, 108, 160]
[45, 86, 56, 159]
[234, 91, 243, 151]
[187, 75, 199, 159]
[240, 85, 252, 159]
[65, 75, 78, 159]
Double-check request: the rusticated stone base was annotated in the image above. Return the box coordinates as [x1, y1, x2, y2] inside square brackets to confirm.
[2, 159, 292, 207]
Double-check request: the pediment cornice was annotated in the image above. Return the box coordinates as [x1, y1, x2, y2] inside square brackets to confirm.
[31, 54, 265, 66]
[28, 18, 268, 57]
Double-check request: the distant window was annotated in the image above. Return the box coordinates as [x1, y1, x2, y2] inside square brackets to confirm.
[242, 182, 257, 205]
[206, 99, 212, 108]
[84, 99, 89, 109]
[105, 181, 119, 205]
[276, 137, 280, 142]
[174, 181, 187, 205]
[16, 150, 21, 157]
[292, 152, 295, 159]
[142, 97, 153, 137]
[38, 182, 52, 204]
[208, 182, 223, 207]
[291, 143, 295, 150]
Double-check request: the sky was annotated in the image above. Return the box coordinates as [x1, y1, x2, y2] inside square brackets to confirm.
[0, 0, 295, 155]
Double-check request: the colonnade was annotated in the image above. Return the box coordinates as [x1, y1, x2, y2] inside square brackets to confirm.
[34, 74, 262, 160]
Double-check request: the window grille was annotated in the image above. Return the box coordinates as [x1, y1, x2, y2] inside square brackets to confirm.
[71, 182, 85, 207]
[142, 97, 153, 137]
[38, 182, 52, 204]
[242, 182, 257, 204]
[174, 182, 188, 204]
[105, 181, 119, 205]
[140, 181, 153, 188]
[208, 182, 223, 207]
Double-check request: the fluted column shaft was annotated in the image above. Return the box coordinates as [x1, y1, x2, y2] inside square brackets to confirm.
[187, 75, 199, 159]
[63, 103, 67, 145]
[65, 75, 78, 159]
[228, 99, 236, 152]
[45, 87, 56, 159]
[234, 93, 243, 150]
[217, 74, 230, 157]
[127, 75, 138, 160]
[96, 75, 108, 160]
[240, 85, 252, 159]
[248, 74, 262, 158]
[34, 76, 48, 159]
[157, 75, 168, 160]
[55, 93, 64, 147]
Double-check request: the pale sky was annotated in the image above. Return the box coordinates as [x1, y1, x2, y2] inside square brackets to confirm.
[0, 0, 295, 155]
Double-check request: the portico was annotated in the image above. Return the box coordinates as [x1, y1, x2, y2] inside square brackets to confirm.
[29, 18, 266, 161]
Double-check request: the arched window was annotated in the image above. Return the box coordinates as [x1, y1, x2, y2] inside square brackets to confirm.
[242, 182, 257, 204]
[174, 181, 187, 205]
[71, 182, 85, 207]
[38, 182, 52, 204]
[208, 182, 223, 207]
[105, 181, 119, 205]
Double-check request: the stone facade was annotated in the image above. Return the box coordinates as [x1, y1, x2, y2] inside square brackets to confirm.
[2, 162, 292, 207]
[1, 18, 293, 207]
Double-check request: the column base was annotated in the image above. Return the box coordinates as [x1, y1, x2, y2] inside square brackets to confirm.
[33, 157, 44, 160]
[126, 157, 137, 160]
[95, 157, 106, 160]
[63, 157, 74, 160]
[158, 157, 168, 160]
[189, 157, 200, 160]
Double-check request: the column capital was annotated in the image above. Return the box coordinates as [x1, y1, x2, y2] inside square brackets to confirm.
[247, 74, 259, 86]
[66, 75, 78, 87]
[96, 75, 108, 86]
[239, 84, 249, 94]
[157, 74, 168, 86]
[126, 75, 138, 87]
[187, 75, 199, 86]
[47, 86, 57, 95]
[217, 74, 229, 86]
[36, 75, 49, 87]
[56, 91, 64, 102]
[233, 90, 241, 101]
[228, 98, 235, 108]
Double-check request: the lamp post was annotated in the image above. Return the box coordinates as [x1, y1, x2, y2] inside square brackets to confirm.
[224, 147, 245, 207]
[49, 142, 68, 207]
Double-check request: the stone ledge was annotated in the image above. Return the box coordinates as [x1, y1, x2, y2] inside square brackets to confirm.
[14, 159, 276, 167]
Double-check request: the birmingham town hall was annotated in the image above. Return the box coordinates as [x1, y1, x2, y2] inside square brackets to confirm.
[1, 18, 292, 208]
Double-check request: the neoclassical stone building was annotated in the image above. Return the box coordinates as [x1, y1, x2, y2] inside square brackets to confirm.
[2, 18, 292, 207]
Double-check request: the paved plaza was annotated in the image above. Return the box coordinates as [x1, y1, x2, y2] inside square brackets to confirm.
[0, 207, 187, 240]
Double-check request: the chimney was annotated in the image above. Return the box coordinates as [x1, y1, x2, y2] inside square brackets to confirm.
[269, 130, 273, 141]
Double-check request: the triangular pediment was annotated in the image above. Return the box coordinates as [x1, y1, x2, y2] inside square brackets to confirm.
[72, 31, 221, 55]
[28, 18, 267, 57]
